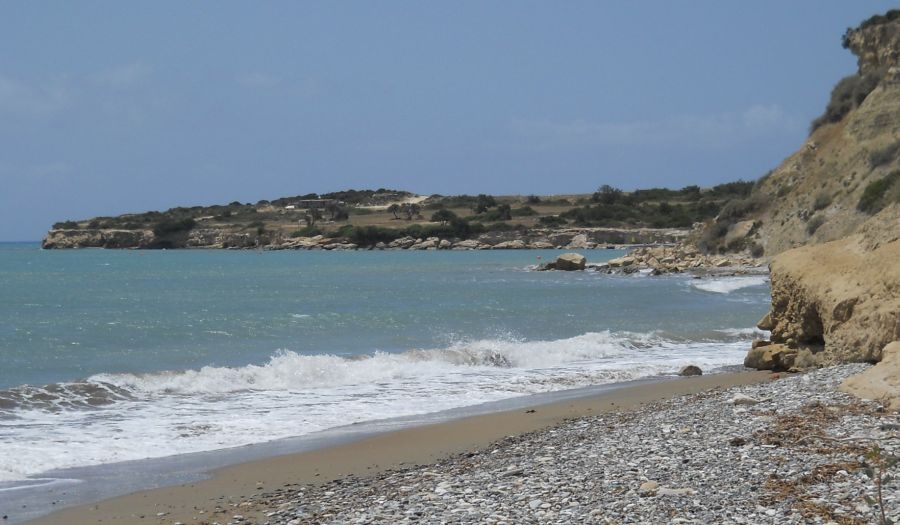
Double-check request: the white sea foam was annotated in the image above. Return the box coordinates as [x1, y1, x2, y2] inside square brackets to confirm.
[0, 331, 753, 483]
[691, 276, 769, 294]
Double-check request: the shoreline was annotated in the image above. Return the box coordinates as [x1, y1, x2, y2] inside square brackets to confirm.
[19, 371, 772, 525]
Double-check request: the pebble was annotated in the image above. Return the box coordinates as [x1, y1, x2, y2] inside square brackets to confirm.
[237, 364, 898, 524]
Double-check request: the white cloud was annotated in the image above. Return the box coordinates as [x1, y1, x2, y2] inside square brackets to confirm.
[91, 62, 152, 88]
[0, 75, 70, 117]
[508, 105, 802, 151]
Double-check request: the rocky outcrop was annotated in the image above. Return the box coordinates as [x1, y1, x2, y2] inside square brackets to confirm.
[604, 245, 763, 275]
[840, 341, 900, 409]
[843, 12, 900, 74]
[41, 229, 154, 249]
[748, 213, 900, 369]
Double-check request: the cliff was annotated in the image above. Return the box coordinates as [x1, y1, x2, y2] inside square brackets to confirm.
[741, 11, 900, 379]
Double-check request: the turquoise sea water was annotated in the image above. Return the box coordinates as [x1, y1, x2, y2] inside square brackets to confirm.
[0, 242, 770, 485]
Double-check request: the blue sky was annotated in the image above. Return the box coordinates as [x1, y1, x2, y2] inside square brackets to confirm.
[0, 2, 888, 240]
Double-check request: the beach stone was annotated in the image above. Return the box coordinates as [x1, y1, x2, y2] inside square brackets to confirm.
[555, 253, 586, 271]
[639, 481, 659, 495]
[730, 393, 760, 405]
[679, 365, 703, 376]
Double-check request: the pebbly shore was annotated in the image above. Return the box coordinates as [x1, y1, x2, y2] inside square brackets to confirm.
[223, 365, 897, 525]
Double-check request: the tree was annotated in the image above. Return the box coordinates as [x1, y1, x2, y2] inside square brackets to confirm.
[526, 194, 541, 204]
[325, 203, 350, 221]
[387, 203, 401, 219]
[431, 209, 458, 225]
[402, 203, 421, 220]
[496, 203, 512, 220]
[304, 208, 322, 227]
[592, 185, 623, 205]
[473, 194, 496, 214]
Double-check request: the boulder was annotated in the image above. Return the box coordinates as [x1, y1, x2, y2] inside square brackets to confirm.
[410, 239, 437, 250]
[529, 241, 555, 249]
[438, 239, 452, 249]
[840, 341, 900, 410]
[743, 343, 797, 371]
[679, 365, 703, 376]
[607, 256, 635, 268]
[493, 240, 527, 249]
[565, 234, 595, 250]
[555, 253, 587, 271]
[453, 239, 483, 250]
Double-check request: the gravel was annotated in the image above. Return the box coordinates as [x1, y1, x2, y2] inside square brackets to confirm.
[230, 365, 899, 524]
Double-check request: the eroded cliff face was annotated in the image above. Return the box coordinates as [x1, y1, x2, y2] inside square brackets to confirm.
[746, 206, 899, 370]
[742, 13, 900, 371]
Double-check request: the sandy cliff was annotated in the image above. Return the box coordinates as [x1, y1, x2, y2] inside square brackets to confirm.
[742, 12, 900, 387]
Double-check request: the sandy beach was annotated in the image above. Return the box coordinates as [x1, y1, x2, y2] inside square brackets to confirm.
[18, 372, 776, 525]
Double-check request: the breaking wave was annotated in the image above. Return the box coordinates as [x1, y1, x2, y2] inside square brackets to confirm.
[0, 330, 754, 482]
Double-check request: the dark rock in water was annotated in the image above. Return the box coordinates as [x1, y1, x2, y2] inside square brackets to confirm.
[679, 365, 703, 376]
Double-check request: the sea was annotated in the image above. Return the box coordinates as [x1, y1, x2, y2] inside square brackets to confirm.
[0, 242, 770, 520]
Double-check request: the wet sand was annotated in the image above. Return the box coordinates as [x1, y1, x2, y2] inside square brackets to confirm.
[24, 371, 771, 525]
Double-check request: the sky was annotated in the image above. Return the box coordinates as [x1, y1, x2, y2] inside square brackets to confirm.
[0, 2, 891, 241]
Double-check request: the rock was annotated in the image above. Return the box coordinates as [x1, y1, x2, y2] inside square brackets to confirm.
[757, 312, 775, 331]
[492, 240, 527, 249]
[528, 241, 555, 249]
[638, 481, 659, 495]
[438, 239, 452, 249]
[565, 234, 595, 250]
[750, 231, 900, 367]
[730, 394, 760, 405]
[410, 239, 437, 250]
[453, 239, 484, 250]
[743, 343, 797, 371]
[678, 365, 703, 376]
[555, 253, 587, 271]
[751, 339, 772, 349]
[607, 256, 635, 268]
[840, 341, 900, 409]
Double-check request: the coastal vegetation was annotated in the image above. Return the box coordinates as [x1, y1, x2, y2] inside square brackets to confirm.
[47, 181, 761, 249]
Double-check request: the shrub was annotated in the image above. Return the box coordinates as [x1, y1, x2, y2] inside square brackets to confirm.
[810, 72, 882, 134]
[806, 215, 826, 235]
[431, 209, 458, 225]
[538, 215, 567, 226]
[812, 192, 832, 211]
[511, 206, 538, 217]
[717, 194, 768, 221]
[858, 170, 900, 213]
[152, 218, 196, 236]
[749, 243, 765, 258]
[869, 142, 900, 168]
[290, 227, 322, 238]
[525, 195, 541, 204]
[53, 220, 79, 229]
[709, 180, 754, 198]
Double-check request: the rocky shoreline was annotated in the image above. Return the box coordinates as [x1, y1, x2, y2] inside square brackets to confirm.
[214, 365, 898, 525]
[540, 245, 766, 276]
[41, 227, 689, 251]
